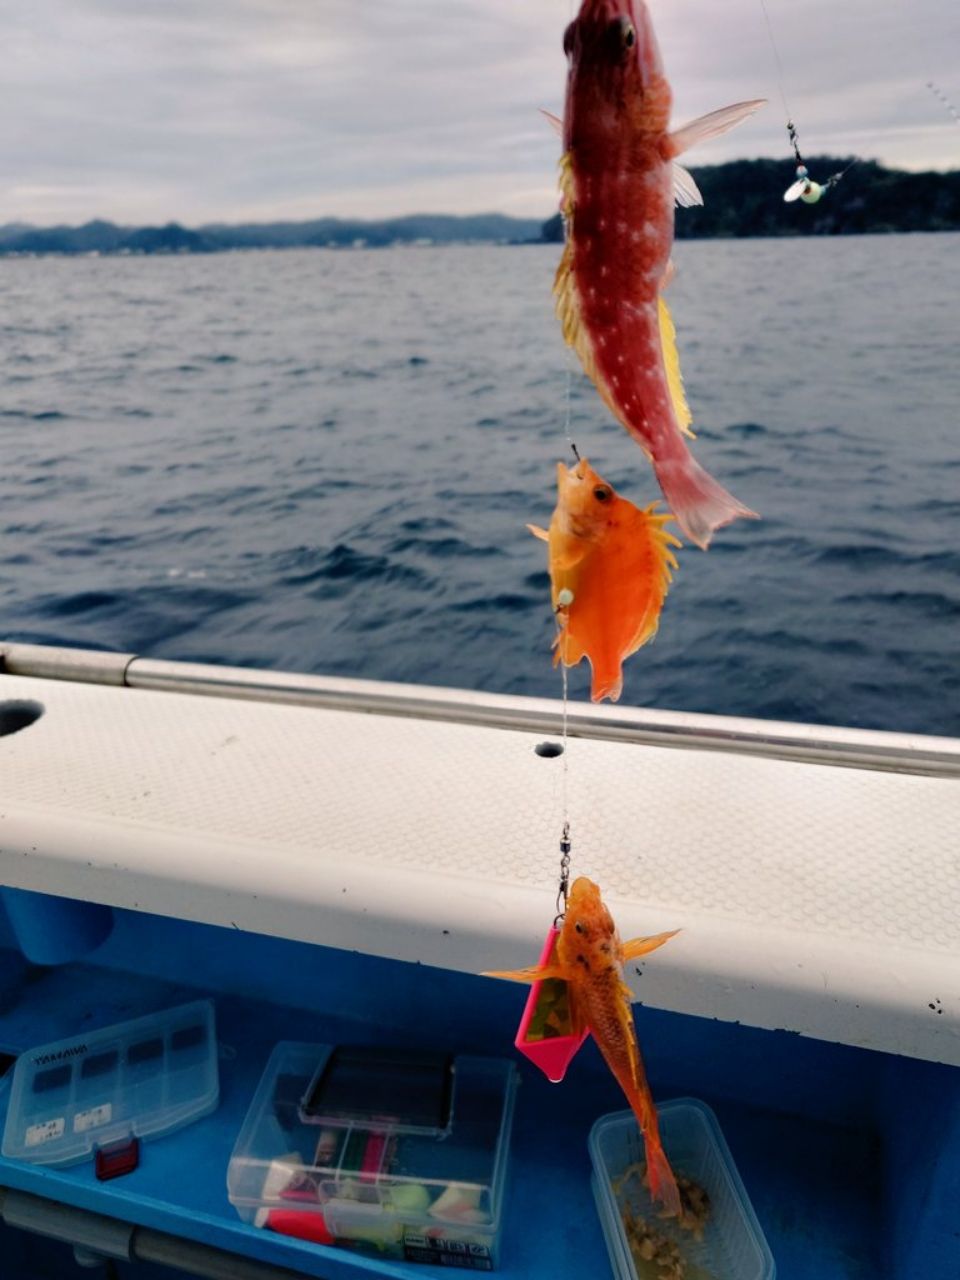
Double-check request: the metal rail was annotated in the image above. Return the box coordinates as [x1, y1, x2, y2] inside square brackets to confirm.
[3, 640, 960, 778]
[0, 1185, 318, 1280]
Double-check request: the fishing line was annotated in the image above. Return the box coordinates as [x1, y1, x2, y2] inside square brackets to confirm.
[892, 0, 960, 125]
[927, 81, 960, 124]
[554, 655, 572, 922]
[757, 0, 794, 136]
[552, 0, 578, 922]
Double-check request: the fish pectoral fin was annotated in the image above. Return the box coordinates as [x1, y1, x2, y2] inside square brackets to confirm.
[540, 108, 563, 135]
[527, 523, 550, 542]
[483, 963, 565, 985]
[673, 163, 703, 208]
[621, 929, 681, 962]
[661, 258, 676, 290]
[666, 99, 766, 157]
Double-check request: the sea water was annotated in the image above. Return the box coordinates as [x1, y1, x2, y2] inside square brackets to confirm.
[1, 234, 958, 734]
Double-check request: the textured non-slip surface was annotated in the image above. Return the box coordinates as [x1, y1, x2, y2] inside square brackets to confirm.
[1, 673, 958, 1064]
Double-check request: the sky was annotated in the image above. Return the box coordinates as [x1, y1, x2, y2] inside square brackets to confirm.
[1, 0, 958, 227]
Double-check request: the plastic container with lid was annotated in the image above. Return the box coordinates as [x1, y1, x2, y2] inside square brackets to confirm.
[1, 1000, 219, 1168]
[227, 1042, 518, 1270]
[589, 1100, 775, 1280]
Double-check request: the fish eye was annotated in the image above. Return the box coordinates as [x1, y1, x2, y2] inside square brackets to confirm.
[574, 921, 585, 934]
[593, 485, 612, 503]
[609, 17, 636, 52]
[563, 20, 577, 57]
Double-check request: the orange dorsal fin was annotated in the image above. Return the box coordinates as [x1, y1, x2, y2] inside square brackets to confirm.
[622, 506, 682, 660]
[527, 523, 549, 542]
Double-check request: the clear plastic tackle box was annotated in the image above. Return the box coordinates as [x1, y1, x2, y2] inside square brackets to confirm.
[228, 1042, 518, 1270]
[1, 1000, 219, 1167]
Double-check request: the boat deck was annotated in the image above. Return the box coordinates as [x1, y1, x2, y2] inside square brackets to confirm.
[0, 645, 958, 1277]
[0, 650, 957, 1064]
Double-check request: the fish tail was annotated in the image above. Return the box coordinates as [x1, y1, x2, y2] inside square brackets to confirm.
[589, 661, 623, 704]
[645, 1134, 682, 1218]
[653, 451, 758, 550]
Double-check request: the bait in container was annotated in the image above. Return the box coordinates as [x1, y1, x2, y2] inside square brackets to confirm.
[589, 1100, 775, 1280]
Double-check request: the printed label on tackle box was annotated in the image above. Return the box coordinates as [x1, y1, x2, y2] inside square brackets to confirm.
[74, 1103, 113, 1134]
[25, 1118, 65, 1148]
[403, 1231, 493, 1271]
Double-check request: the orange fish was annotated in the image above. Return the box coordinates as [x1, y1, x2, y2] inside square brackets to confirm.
[529, 457, 679, 703]
[556, 0, 764, 547]
[486, 877, 682, 1217]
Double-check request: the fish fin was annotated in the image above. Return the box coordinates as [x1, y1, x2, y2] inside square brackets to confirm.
[653, 453, 758, 549]
[540, 108, 563, 135]
[552, 544, 590, 573]
[590, 663, 623, 704]
[661, 258, 676, 291]
[622, 929, 680, 962]
[527, 523, 549, 542]
[658, 296, 695, 439]
[483, 963, 565, 984]
[553, 155, 618, 417]
[620, 507, 682, 658]
[673, 163, 703, 208]
[665, 99, 766, 157]
[646, 1140, 683, 1218]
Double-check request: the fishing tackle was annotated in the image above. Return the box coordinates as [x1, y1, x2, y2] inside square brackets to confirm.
[759, 0, 856, 205]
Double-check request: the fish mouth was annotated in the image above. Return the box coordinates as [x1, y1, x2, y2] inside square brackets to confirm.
[556, 457, 590, 495]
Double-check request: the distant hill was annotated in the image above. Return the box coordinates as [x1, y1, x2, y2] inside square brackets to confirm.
[542, 157, 960, 241]
[0, 212, 544, 257]
[3, 159, 956, 257]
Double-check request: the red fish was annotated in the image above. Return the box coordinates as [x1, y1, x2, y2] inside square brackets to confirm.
[529, 457, 679, 703]
[556, 0, 764, 547]
[486, 877, 682, 1216]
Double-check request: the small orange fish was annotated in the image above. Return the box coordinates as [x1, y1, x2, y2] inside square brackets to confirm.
[529, 457, 679, 703]
[486, 877, 681, 1217]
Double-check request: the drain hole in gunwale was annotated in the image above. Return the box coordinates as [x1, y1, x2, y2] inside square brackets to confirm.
[0, 700, 45, 737]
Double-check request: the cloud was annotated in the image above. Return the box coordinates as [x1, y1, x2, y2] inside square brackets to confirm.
[1, 0, 957, 225]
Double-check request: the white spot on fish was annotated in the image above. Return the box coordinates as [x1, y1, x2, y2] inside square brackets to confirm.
[557, 588, 575, 607]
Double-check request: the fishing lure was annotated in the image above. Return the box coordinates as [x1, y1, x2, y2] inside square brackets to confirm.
[758, 0, 856, 204]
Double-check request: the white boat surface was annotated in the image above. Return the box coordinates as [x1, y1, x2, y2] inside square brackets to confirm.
[0, 640, 957, 1069]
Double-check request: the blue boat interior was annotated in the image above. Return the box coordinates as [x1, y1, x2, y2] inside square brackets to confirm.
[0, 892, 957, 1279]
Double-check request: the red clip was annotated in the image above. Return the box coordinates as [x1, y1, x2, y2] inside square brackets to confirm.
[95, 1136, 140, 1181]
